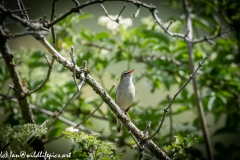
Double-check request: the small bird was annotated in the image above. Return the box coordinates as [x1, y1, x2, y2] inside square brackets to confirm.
[116, 69, 135, 133]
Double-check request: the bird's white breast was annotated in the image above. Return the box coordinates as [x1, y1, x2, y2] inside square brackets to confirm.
[116, 83, 135, 111]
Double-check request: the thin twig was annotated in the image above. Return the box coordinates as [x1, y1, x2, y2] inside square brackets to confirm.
[16, 0, 29, 20]
[133, 4, 140, 18]
[13, 121, 48, 158]
[44, 134, 64, 144]
[166, 21, 173, 30]
[146, 56, 208, 140]
[47, 89, 80, 130]
[129, 130, 142, 150]
[0, 138, 13, 152]
[100, 3, 115, 22]
[50, 0, 58, 48]
[100, 3, 126, 23]
[71, 0, 79, 6]
[129, 130, 152, 160]
[0, 26, 46, 39]
[75, 84, 115, 128]
[150, 7, 231, 44]
[0, 5, 48, 31]
[70, 46, 78, 90]
[71, 0, 81, 13]
[10, 8, 30, 14]
[166, 94, 173, 143]
[26, 56, 55, 95]
[47, 0, 156, 27]
[117, 3, 126, 22]
[142, 121, 151, 138]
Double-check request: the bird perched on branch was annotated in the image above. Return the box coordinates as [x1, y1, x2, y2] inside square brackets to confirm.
[116, 69, 135, 132]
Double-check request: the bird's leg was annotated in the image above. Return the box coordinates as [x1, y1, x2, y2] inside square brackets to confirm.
[124, 106, 131, 120]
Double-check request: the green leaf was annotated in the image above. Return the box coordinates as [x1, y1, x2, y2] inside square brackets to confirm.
[48, 127, 60, 139]
[93, 32, 111, 41]
[207, 95, 216, 111]
[141, 29, 170, 45]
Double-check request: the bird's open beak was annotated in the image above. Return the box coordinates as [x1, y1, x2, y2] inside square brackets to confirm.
[127, 69, 134, 74]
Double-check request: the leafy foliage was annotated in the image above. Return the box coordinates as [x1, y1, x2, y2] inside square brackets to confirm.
[164, 135, 198, 159]
[63, 127, 121, 160]
[4, 123, 47, 142]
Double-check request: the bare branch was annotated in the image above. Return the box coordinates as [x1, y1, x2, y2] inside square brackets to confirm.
[0, 26, 47, 39]
[146, 56, 208, 140]
[26, 56, 55, 95]
[71, 0, 81, 13]
[151, 6, 230, 44]
[16, 0, 29, 20]
[129, 130, 152, 160]
[166, 21, 173, 30]
[100, 2, 125, 23]
[142, 121, 151, 137]
[50, 0, 58, 48]
[70, 46, 78, 90]
[117, 3, 126, 21]
[47, 0, 156, 28]
[100, 3, 118, 22]
[133, 4, 140, 18]
[0, 5, 48, 31]
[38, 35, 77, 71]
[167, 94, 173, 143]
[184, 29, 190, 39]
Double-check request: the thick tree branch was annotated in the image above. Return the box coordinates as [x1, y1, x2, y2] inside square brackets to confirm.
[0, 37, 33, 123]
[0, 34, 44, 157]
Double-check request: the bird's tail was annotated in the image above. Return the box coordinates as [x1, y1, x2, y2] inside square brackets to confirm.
[117, 119, 122, 133]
